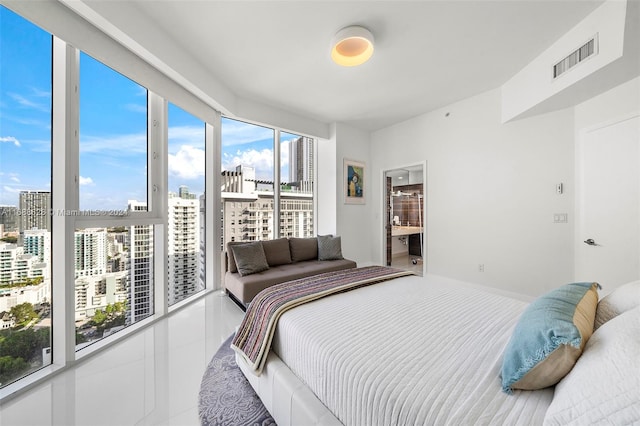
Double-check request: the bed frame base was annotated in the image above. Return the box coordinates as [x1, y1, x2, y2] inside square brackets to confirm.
[236, 351, 342, 426]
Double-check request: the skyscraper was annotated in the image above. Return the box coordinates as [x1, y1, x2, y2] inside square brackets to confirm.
[0, 206, 18, 233]
[74, 228, 107, 278]
[127, 200, 154, 323]
[23, 229, 51, 265]
[288, 136, 314, 192]
[18, 191, 51, 233]
[167, 190, 201, 305]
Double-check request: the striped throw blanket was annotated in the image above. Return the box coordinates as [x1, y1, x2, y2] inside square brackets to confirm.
[231, 265, 414, 375]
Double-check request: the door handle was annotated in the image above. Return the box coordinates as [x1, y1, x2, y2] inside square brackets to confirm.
[584, 238, 597, 246]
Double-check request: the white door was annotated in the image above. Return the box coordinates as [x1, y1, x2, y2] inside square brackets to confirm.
[576, 114, 640, 291]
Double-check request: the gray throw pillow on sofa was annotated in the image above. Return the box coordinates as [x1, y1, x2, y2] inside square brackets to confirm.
[261, 238, 292, 266]
[289, 237, 318, 262]
[230, 242, 270, 276]
[318, 235, 343, 260]
[226, 241, 252, 273]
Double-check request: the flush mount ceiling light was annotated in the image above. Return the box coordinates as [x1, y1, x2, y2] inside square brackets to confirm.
[331, 25, 374, 67]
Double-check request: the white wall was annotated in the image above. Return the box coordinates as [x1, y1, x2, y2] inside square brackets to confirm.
[370, 88, 576, 297]
[316, 136, 337, 236]
[574, 76, 640, 129]
[332, 123, 374, 266]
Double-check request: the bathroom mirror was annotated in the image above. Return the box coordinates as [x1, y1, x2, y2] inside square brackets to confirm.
[384, 163, 425, 276]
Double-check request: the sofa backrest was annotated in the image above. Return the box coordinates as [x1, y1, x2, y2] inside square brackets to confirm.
[227, 237, 321, 272]
[288, 237, 318, 262]
[261, 238, 292, 266]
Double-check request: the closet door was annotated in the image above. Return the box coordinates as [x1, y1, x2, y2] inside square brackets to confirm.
[575, 114, 640, 291]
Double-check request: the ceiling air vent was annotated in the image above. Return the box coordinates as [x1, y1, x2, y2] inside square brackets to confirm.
[553, 35, 598, 79]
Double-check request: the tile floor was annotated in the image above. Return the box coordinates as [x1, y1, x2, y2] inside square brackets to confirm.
[391, 254, 424, 275]
[0, 290, 245, 426]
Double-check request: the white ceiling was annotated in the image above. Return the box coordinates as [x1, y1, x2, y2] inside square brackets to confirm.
[72, 0, 605, 131]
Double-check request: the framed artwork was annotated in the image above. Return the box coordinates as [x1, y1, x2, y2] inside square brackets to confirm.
[344, 159, 365, 204]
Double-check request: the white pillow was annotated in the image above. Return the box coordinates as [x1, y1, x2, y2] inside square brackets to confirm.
[594, 280, 640, 329]
[543, 306, 640, 426]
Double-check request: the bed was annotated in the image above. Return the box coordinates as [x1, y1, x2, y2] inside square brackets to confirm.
[232, 267, 640, 426]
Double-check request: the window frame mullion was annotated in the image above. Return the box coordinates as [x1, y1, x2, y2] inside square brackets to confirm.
[51, 36, 79, 367]
[150, 93, 168, 316]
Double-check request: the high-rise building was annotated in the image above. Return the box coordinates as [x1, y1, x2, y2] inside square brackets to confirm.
[178, 185, 196, 200]
[0, 243, 49, 312]
[127, 200, 154, 323]
[74, 271, 127, 322]
[74, 228, 107, 278]
[199, 194, 206, 288]
[106, 231, 128, 273]
[23, 229, 51, 266]
[288, 136, 314, 192]
[221, 162, 314, 249]
[167, 190, 201, 305]
[0, 205, 18, 233]
[221, 165, 257, 194]
[18, 191, 51, 233]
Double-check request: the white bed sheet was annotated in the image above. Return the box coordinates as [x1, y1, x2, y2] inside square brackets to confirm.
[269, 273, 554, 425]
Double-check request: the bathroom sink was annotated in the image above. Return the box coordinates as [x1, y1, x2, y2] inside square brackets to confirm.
[391, 226, 423, 236]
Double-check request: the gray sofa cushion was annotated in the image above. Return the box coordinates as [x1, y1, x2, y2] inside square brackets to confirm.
[317, 235, 343, 260]
[289, 237, 318, 262]
[227, 241, 250, 273]
[261, 238, 292, 266]
[231, 242, 270, 276]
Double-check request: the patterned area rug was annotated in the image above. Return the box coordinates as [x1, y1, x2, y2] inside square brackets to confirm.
[199, 334, 276, 426]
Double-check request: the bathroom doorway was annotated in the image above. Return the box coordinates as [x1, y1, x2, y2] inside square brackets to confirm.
[384, 163, 425, 276]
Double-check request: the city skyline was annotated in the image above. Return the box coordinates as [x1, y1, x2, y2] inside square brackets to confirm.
[0, 4, 316, 390]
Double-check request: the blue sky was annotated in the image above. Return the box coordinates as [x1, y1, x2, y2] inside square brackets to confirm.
[0, 6, 298, 211]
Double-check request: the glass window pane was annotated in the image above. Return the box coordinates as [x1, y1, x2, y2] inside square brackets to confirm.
[0, 6, 53, 387]
[280, 133, 314, 238]
[167, 103, 205, 306]
[221, 118, 274, 248]
[75, 223, 154, 349]
[76, 51, 153, 348]
[79, 53, 148, 212]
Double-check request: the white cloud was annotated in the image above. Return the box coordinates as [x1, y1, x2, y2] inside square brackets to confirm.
[168, 145, 205, 180]
[222, 148, 274, 181]
[0, 136, 21, 147]
[79, 176, 94, 186]
[10, 174, 20, 183]
[280, 140, 290, 168]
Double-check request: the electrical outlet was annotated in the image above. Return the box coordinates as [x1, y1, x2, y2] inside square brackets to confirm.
[478, 264, 484, 272]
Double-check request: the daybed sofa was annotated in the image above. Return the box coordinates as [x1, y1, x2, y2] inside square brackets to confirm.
[224, 236, 356, 308]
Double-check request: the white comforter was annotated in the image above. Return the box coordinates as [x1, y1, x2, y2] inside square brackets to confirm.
[271, 274, 554, 426]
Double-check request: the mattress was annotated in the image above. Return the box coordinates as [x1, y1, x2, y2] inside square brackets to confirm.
[266, 273, 554, 425]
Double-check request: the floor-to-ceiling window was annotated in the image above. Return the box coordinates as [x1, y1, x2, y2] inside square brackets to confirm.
[220, 118, 315, 271]
[220, 118, 275, 247]
[0, 1, 320, 398]
[0, 7, 53, 387]
[0, 3, 215, 395]
[76, 52, 155, 348]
